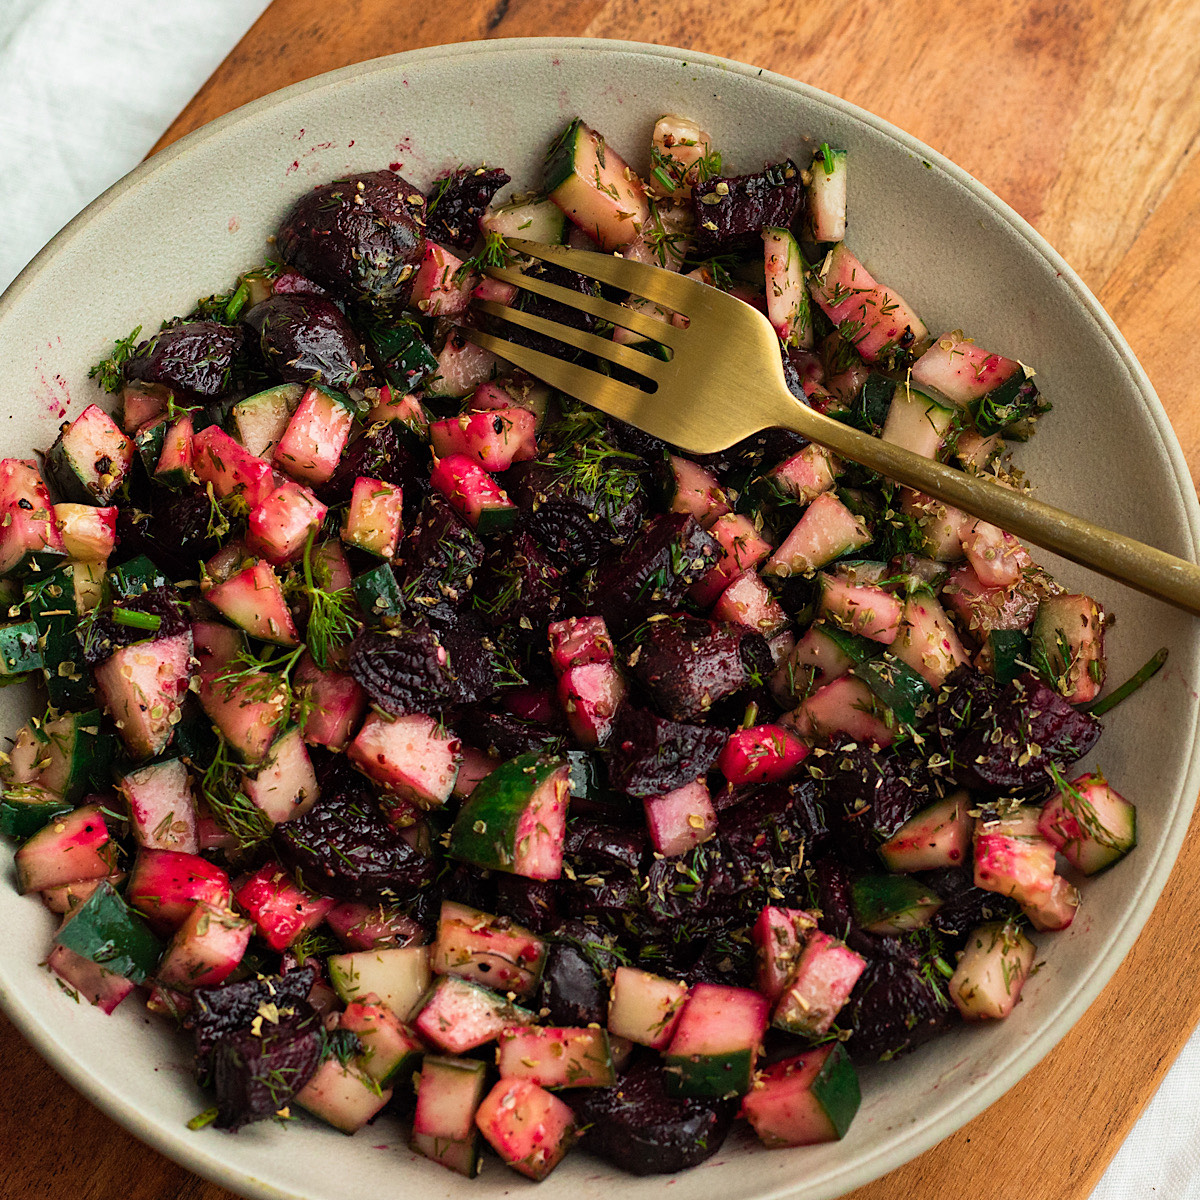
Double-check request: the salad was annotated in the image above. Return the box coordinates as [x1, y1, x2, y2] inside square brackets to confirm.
[0, 112, 1161, 1182]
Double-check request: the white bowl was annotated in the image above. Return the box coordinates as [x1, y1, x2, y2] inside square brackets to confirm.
[1, 37, 1198, 1200]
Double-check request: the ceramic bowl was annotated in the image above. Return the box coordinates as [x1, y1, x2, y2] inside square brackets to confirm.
[1, 37, 1198, 1200]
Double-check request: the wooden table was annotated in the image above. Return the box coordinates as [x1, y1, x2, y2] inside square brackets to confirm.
[4, 2, 1200, 1197]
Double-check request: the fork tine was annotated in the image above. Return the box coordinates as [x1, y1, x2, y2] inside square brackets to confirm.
[507, 238, 697, 311]
[462, 328, 655, 427]
[473, 300, 666, 381]
[484, 263, 681, 346]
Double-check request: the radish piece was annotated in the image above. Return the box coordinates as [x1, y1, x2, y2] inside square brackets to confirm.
[155, 413, 195, 484]
[1022, 875, 1081, 932]
[974, 808, 1057, 906]
[126, 848, 231, 934]
[607, 966, 689, 1050]
[273, 384, 355, 486]
[471, 275, 518, 306]
[429, 407, 538, 471]
[41, 872, 125, 915]
[246, 480, 328, 565]
[410, 242, 475, 317]
[0, 459, 65, 576]
[453, 746, 501, 799]
[878, 791, 972, 872]
[156, 902, 253, 991]
[547, 616, 615, 672]
[764, 492, 871, 578]
[475, 1077, 577, 1181]
[234, 862, 336, 951]
[192, 426, 275, 509]
[950, 920, 1036, 1020]
[772, 931, 866, 1035]
[558, 660, 625, 747]
[367, 387, 428, 428]
[818, 574, 903, 644]
[742, 1044, 861, 1147]
[430, 331, 505, 399]
[120, 382, 169, 433]
[47, 944, 135, 1014]
[649, 114, 715, 199]
[411, 1056, 487, 1176]
[690, 512, 773, 606]
[785, 675, 895, 748]
[348, 712, 462, 806]
[752, 906, 817, 1003]
[712, 571, 788, 637]
[718, 724, 809, 786]
[340, 994, 423, 1084]
[644, 779, 717, 856]
[14, 804, 115, 894]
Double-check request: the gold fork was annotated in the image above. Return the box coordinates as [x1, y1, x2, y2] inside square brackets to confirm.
[467, 237, 1200, 616]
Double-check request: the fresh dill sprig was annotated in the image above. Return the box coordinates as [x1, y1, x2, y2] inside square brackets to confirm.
[88, 326, 142, 394]
[199, 740, 273, 850]
[298, 530, 358, 670]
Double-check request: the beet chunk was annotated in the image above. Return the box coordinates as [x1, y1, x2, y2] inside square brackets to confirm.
[276, 170, 426, 309]
[81, 585, 190, 666]
[698, 427, 809, 488]
[348, 625, 457, 714]
[921, 866, 1018, 938]
[719, 778, 823, 875]
[942, 670, 1101, 791]
[193, 965, 317, 1083]
[489, 260, 601, 359]
[426, 166, 511, 251]
[630, 616, 749, 721]
[843, 955, 952, 1064]
[537, 943, 607, 1026]
[494, 874, 559, 933]
[115, 487, 226, 581]
[565, 820, 646, 874]
[457, 706, 566, 759]
[574, 1058, 736, 1175]
[395, 493, 483, 623]
[123, 320, 244, 399]
[210, 1015, 323, 1130]
[274, 794, 435, 900]
[691, 160, 805, 255]
[317, 420, 425, 512]
[591, 513, 718, 636]
[473, 531, 566, 635]
[606, 705, 726, 797]
[243, 294, 366, 389]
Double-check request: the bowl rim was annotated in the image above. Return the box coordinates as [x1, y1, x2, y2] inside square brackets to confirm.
[2, 34, 1199, 1200]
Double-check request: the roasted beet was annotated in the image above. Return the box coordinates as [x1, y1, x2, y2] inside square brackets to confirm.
[537, 943, 607, 1026]
[630, 616, 749, 721]
[270, 268, 328, 297]
[606, 705, 726, 797]
[123, 320, 245, 399]
[494, 874, 559, 933]
[565, 820, 646, 874]
[395, 493, 483, 621]
[921, 866, 1018, 938]
[691, 160, 805, 255]
[457, 706, 566, 759]
[473, 531, 566, 635]
[719, 778, 823, 876]
[210, 1015, 324, 1129]
[592, 513, 718, 636]
[843, 955, 953, 1064]
[115, 487, 226, 580]
[192, 965, 318, 1082]
[942, 670, 1101, 791]
[317, 420, 425, 512]
[698, 427, 809, 488]
[348, 626, 457, 714]
[813, 855, 856, 938]
[493, 260, 601, 359]
[276, 170, 426, 309]
[574, 1057, 736, 1175]
[274, 794, 435, 900]
[81, 585, 190, 666]
[426, 166, 511, 251]
[243, 294, 366, 389]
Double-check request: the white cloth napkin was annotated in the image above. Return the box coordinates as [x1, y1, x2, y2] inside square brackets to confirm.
[0, 2, 1187, 1196]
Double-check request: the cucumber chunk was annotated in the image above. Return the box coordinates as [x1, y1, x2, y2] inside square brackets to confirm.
[53, 879, 163, 983]
[743, 1043, 861, 1147]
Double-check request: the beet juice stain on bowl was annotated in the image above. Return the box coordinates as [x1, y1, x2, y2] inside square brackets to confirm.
[0, 39, 1196, 1200]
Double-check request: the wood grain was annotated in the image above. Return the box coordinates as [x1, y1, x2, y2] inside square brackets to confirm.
[7, 2, 1200, 1198]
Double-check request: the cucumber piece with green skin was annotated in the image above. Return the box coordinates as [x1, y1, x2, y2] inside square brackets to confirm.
[851, 874, 943, 933]
[982, 629, 1032, 686]
[663, 983, 769, 1099]
[25, 564, 90, 708]
[14, 802, 116, 892]
[108, 555, 170, 599]
[339, 995, 423, 1085]
[431, 900, 547, 999]
[545, 119, 650, 251]
[878, 791, 972, 872]
[133, 417, 167, 478]
[352, 562, 404, 627]
[413, 1055, 489, 1145]
[367, 320, 440, 394]
[764, 492, 872, 578]
[327, 945, 432, 1021]
[808, 145, 848, 243]
[0, 784, 72, 840]
[35, 708, 107, 804]
[0, 620, 43, 676]
[1037, 771, 1136, 875]
[564, 749, 625, 808]
[851, 655, 932, 725]
[1031, 593, 1105, 704]
[44, 404, 134, 504]
[273, 384, 356, 488]
[497, 1025, 615, 1088]
[295, 1056, 393, 1134]
[949, 920, 1036, 1020]
[411, 1131, 481, 1179]
[53, 880, 164, 983]
[763, 227, 812, 349]
[880, 383, 955, 459]
[119, 757, 199, 853]
[411, 974, 536, 1054]
[607, 966, 690, 1050]
[742, 1043, 861, 1147]
[480, 195, 569, 244]
[154, 414, 194, 489]
[447, 753, 570, 881]
[93, 630, 194, 761]
[231, 383, 304, 458]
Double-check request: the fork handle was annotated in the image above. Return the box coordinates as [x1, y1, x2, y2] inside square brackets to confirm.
[775, 395, 1200, 616]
